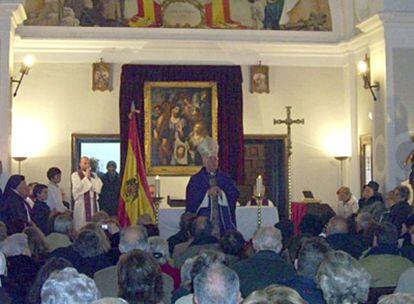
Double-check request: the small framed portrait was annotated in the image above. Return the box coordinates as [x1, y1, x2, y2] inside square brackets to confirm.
[250, 65, 269, 94]
[92, 60, 112, 92]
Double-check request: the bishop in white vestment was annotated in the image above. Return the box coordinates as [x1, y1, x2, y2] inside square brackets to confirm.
[72, 157, 103, 230]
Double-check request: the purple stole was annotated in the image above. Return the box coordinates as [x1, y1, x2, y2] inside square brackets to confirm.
[78, 170, 97, 222]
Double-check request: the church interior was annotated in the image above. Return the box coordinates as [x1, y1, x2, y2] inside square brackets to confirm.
[1, 0, 414, 303]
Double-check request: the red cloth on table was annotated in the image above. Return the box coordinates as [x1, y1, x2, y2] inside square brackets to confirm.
[291, 202, 308, 235]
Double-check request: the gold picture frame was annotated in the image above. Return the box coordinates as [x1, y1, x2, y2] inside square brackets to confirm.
[92, 60, 112, 92]
[144, 81, 218, 176]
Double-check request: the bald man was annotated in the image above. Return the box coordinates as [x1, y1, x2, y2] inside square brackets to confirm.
[72, 157, 103, 230]
[326, 216, 364, 259]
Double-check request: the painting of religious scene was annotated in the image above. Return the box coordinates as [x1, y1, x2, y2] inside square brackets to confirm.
[144, 81, 218, 176]
[23, 0, 332, 31]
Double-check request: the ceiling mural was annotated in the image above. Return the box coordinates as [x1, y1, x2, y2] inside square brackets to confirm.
[23, 0, 332, 31]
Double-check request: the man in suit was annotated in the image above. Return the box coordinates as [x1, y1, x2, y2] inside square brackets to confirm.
[326, 216, 364, 259]
[174, 216, 221, 268]
[231, 226, 295, 298]
[283, 237, 331, 304]
[94, 225, 173, 303]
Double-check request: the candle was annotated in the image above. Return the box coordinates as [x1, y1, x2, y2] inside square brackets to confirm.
[256, 175, 263, 197]
[155, 175, 161, 198]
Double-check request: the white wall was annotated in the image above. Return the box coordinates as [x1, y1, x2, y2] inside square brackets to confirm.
[12, 63, 349, 206]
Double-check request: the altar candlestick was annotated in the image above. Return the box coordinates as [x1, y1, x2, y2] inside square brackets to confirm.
[155, 175, 161, 198]
[256, 175, 263, 197]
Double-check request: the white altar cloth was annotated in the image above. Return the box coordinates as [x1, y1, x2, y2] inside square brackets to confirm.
[158, 206, 279, 240]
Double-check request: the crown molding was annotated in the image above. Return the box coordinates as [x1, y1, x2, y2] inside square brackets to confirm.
[12, 13, 404, 66]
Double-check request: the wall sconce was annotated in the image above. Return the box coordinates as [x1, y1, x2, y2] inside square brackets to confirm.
[357, 55, 379, 101]
[11, 55, 35, 97]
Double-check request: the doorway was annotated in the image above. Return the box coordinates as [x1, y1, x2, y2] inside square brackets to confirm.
[240, 135, 289, 219]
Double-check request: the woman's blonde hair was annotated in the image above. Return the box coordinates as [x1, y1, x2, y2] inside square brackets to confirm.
[23, 226, 50, 257]
[243, 285, 306, 304]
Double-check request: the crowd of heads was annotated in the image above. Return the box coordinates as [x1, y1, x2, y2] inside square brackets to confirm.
[1, 159, 414, 304]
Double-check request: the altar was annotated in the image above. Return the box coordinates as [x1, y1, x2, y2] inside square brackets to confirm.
[158, 206, 279, 241]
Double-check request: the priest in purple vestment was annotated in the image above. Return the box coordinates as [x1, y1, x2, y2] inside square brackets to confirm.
[185, 137, 239, 237]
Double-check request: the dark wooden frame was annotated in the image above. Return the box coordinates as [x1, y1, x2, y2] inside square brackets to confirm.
[244, 134, 289, 218]
[360, 134, 373, 194]
[250, 65, 270, 94]
[71, 133, 120, 173]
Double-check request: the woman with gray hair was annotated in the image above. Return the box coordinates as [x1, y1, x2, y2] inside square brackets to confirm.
[1, 234, 39, 303]
[378, 293, 414, 304]
[149, 236, 181, 289]
[316, 250, 371, 304]
[41, 267, 100, 303]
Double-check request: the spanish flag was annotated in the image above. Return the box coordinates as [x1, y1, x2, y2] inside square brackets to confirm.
[118, 112, 155, 227]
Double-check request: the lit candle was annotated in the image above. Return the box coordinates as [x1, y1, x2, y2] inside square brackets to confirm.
[155, 175, 161, 198]
[256, 175, 263, 197]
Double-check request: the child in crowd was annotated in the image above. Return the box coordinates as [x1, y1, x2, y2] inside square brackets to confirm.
[31, 184, 51, 235]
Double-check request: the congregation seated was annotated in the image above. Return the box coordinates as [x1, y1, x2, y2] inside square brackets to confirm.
[243, 285, 306, 304]
[40, 267, 100, 303]
[395, 266, 414, 294]
[360, 222, 413, 288]
[325, 216, 364, 259]
[385, 186, 413, 235]
[45, 213, 74, 252]
[5, 170, 414, 304]
[231, 226, 295, 298]
[26, 257, 72, 304]
[378, 293, 414, 303]
[118, 249, 163, 304]
[336, 186, 359, 218]
[137, 213, 160, 237]
[219, 230, 246, 266]
[400, 217, 414, 263]
[358, 181, 386, 221]
[94, 225, 174, 303]
[193, 263, 240, 304]
[1, 233, 39, 303]
[317, 250, 371, 304]
[285, 214, 324, 262]
[171, 256, 196, 303]
[0, 252, 11, 304]
[174, 250, 226, 304]
[149, 236, 181, 290]
[282, 237, 330, 304]
[50, 228, 112, 278]
[174, 217, 220, 268]
[23, 226, 50, 266]
[168, 212, 196, 256]
[355, 212, 379, 251]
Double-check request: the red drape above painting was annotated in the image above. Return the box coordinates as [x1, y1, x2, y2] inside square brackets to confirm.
[119, 65, 244, 184]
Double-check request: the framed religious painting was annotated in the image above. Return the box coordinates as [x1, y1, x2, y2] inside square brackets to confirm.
[144, 81, 218, 176]
[92, 60, 112, 92]
[250, 65, 270, 94]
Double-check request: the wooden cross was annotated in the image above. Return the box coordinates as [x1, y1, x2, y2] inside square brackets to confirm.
[273, 106, 304, 157]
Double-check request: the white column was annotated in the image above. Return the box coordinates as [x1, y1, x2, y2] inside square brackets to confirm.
[358, 10, 414, 192]
[0, 0, 26, 174]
